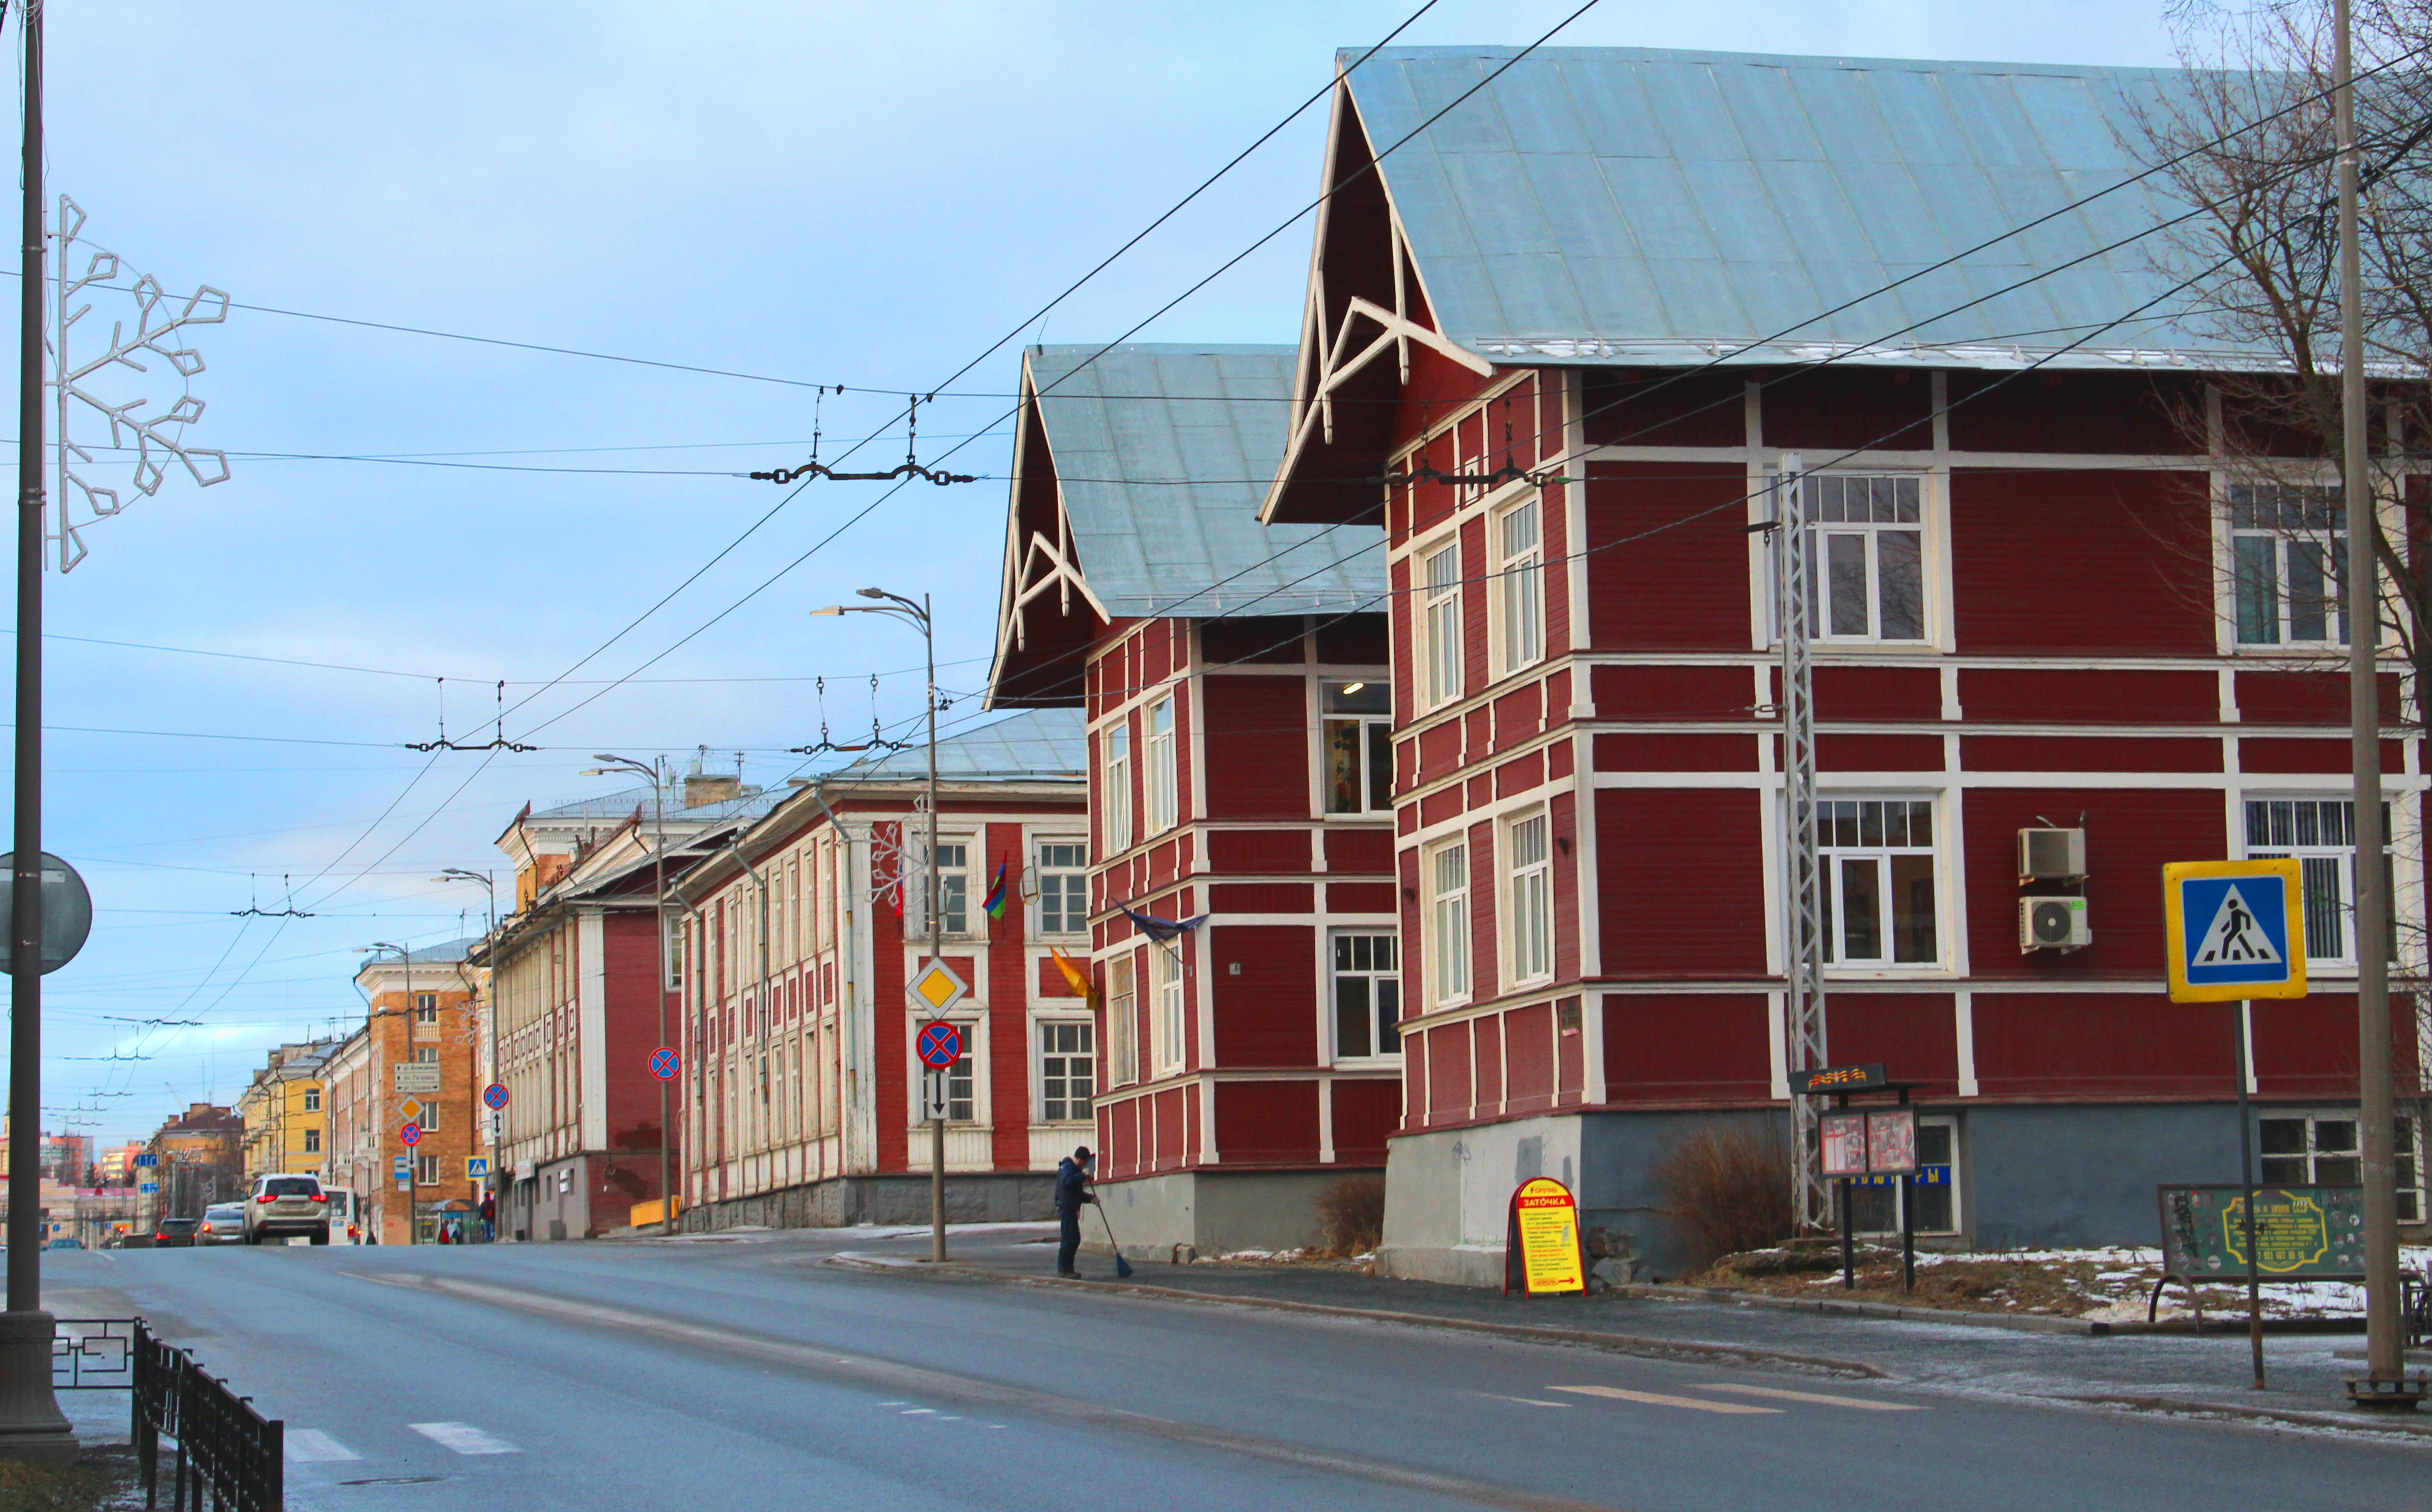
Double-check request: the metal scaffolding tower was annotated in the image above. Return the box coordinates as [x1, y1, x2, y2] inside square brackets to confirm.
[1772, 454, 1832, 1232]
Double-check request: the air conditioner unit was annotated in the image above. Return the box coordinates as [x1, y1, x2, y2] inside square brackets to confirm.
[2020, 896, 2091, 953]
[2018, 827, 2087, 883]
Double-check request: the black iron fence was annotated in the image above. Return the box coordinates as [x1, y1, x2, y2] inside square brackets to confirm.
[51, 1317, 134, 1390]
[131, 1321, 283, 1512]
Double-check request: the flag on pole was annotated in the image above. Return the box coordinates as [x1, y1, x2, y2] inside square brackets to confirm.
[983, 859, 1009, 920]
[1048, 945, 1094, 999]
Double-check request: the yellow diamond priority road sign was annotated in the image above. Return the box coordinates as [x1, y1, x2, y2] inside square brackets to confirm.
[399, 1097, 425, 1122]
[907, 959, 969, 1015]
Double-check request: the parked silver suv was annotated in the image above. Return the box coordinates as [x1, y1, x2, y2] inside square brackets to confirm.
[242, 1172, 331, 1246]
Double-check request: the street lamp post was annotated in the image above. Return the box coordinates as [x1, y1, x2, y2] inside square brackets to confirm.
[433, 870, 496, 1239]
[812, 589, 942, 1263]
[366, 943, 413, 1244]
[582, 757, 675, 1233]
[0, 0, 72, 1464]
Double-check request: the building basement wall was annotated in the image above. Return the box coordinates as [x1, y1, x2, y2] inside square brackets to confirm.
[1092, 1169, 1351, 1260]
[1380, 1104, 2259, 1287]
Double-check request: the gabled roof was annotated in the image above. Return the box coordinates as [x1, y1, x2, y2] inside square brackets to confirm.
[1024, 345, 1385, 614]
[825, 707, 1085, 783]
[990, 345, 1388, 706]
[1338, 46, 2249, 371]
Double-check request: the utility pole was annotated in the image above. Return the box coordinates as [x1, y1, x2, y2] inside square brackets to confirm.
[2334, 0, 2411, 1404]
[813, 589, 942, 1261]
[0, 0, 72, 1462]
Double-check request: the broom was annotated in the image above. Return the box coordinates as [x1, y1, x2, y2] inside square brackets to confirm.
[1095, 1203, 1135, 1278]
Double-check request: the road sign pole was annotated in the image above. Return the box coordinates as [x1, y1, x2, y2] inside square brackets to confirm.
[2234, 999, 2263, 1391]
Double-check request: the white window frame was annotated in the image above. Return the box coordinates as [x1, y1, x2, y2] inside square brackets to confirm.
[2243, 796, 2393, 971]
[1145, 697, 1178, 834]
[413, 993, 439, 1024]
[1320, 680, 1393, 816]
[944, 1034, 979, 1123]
[1107, 953, 1137, 1088]
[1494, 494, 1544, 677]
[1036, 839, 1089, 936]
[2258, 1108, 2424, 1223]
[1770, 472, 1928, 645]
[301, 1088, 321, 1112]
[302, 1127, 321, 1154]
[1102, 723, 1134, 853]
[1150, 944, 1185, 1076]
[414, 1153, 440, 1186]
[2229, 483, 2348, 649]
[1505, 810, 1553, 987]
[1849, 1114, 1961, 1236]
[927, 838, 971, 937]
[1037, 1019, 1095, 1123]
[1421, 541, 1463, 710]
[1816, 796, 1942, 970]
[1329, 930, 1402, 1063]
[1428, 839, 1471, 1006]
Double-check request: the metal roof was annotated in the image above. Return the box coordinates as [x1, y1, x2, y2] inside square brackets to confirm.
[523, 785, 781, 824]
[1343, 46, 2269, 372]
[824, 707, 1085, 783]
[1027, 344, 1385, 615]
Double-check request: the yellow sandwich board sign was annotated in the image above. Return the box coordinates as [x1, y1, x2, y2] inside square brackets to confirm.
[2162, 859, 2306, 1002]
[1505, 1177, 1586, 1297]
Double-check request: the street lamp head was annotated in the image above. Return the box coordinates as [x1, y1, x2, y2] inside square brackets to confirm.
[809, 605, 844, 617]
[856, 587, 887, 599]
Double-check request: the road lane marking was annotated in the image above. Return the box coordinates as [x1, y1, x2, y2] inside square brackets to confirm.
[1693, 1383, 1925, 1412]
[900, 1408, 935, 1415]
[284, 1430, 361, 1463]
[366, 1271, 1614, 1512]
[1548, 1385, 1780, 1415]
[1481, 1395, 1575, 1408]
[409, 1422, 520, 1455]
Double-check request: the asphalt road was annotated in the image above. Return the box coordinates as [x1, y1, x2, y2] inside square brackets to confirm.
[37, 1233, 2430, 1511]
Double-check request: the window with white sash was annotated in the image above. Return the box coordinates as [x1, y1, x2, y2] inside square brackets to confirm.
[1505, 811, 1553, 985]
[1145, 697, 1177, 833]
[1495, 495, 1544, 675]
[1429, 841, 1471, 1004]
[1421, 543, 1463, 709]
[1102, 723, 1133, 853]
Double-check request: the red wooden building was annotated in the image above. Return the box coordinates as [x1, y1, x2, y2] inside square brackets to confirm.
[989, 344, 1400, 1255]
[1258, 47, 2428, 1280]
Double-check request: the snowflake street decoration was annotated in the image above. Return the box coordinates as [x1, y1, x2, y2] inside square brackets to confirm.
[51, 195, 230, 571]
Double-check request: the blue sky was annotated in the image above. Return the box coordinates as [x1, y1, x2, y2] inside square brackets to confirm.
[16, 1, 2184, 1147]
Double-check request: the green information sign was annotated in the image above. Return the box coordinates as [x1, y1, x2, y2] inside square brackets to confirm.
[2157, 1185, 2367, 1279]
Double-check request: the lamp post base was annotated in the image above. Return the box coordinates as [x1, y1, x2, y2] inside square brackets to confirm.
[0, 1312, 75, 1464]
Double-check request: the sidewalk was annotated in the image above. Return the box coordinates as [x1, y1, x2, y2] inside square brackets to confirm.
[815, 1224, 2432, 1442]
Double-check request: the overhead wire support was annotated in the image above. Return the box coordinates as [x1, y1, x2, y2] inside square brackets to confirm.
[749, 394, 976, 485]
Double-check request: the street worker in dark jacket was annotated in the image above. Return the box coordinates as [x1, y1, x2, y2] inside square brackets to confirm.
[1053, 1146, 1096, 1277]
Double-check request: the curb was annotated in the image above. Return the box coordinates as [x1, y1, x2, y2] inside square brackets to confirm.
[824, 1254, 1884, 1378]
[1612, 1282, 2107, 1335]
[2064, 1392, 2432, 1439]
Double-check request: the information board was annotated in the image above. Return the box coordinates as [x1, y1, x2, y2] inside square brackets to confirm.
[1819, 1112, 1869, 1176]
[1865, 1108, 1918, 1174]
[393, 1062, 443, 1095]
[2158, 1184, 2366, 1278]
[1507, 1177, 1585, 1296]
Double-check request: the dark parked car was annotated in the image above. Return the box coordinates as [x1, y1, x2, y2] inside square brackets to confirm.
[152, 1218, 202, 1248]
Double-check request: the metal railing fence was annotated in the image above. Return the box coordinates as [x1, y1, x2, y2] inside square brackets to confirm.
[131, 1320, 283, 1512]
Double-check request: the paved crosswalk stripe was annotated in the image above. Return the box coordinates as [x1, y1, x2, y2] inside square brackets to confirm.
[408, 1422, 520, 1455]
[1694, 1383, 1925, 1411]
[1548, 1385, 1780, 1415]
[284, 1430, 361, 1463]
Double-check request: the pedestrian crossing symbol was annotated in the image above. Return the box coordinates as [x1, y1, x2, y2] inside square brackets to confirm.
[2163, 859, 2306, 1002]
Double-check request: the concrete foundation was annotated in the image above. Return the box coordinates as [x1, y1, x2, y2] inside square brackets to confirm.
[1378, 1102, 2284, 1287]
[1091, 1168, 1371, 1260]
[680, 1171, 1057, 1233]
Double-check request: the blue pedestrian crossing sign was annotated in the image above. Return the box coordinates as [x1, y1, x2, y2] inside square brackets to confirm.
[2162, 859, 2307, 1002]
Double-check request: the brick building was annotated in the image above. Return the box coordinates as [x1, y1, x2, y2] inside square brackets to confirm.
[137, 1104, 243, 1229]
[988, 344, 1399, 1254]
[330, 940, 487, 1243]
[1255, 46, 2428, 1280]
[673, 709, 1087, 1229]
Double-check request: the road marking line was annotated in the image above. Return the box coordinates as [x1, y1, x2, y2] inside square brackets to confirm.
[284, 1430, 361, 1463]
[1547, 1385, 1780, 1415]
[1693, 1383, 1925, 1412]
[1481, 1394, 1574, 1408]
[408, 1422, 519, 1455]
[899, 1408, 935, 1415]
